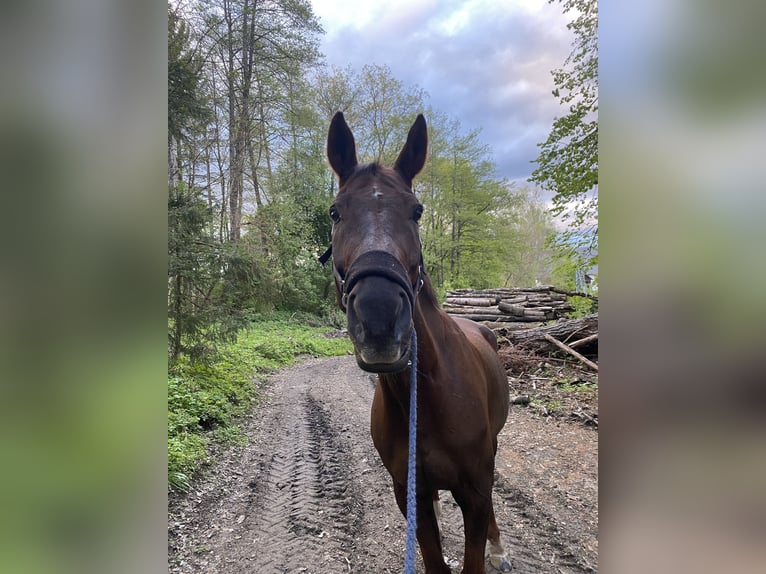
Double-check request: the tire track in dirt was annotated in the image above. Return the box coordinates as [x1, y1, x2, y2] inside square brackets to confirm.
[431, 475, 595, 574]
[492, 478, 595, 573]
[249, 394, 362, 573]
[169, 356, 396, 574]
[168, 355, 598, 573]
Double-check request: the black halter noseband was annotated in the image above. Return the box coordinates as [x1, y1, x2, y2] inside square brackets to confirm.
[320, 247, 424, 313]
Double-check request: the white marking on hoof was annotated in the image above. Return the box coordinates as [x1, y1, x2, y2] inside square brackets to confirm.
[488, 538, 512, 571]
[489, 553, 512, 571]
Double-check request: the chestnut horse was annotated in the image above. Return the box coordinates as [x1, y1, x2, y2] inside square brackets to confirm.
[326, 112, 511, 573]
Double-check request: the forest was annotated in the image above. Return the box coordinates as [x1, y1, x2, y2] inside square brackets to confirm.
[167, 0, 585, 361]
[167, 0, 597, 487]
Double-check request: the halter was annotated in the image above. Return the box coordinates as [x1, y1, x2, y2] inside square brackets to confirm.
[320, 246, 424, 314]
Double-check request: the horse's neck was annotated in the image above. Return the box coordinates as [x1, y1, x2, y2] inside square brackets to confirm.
[414, 296, 442, 344]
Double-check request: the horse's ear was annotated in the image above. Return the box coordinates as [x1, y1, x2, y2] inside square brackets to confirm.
[327, 111, 358, 183]
[394, 114, 428, 189]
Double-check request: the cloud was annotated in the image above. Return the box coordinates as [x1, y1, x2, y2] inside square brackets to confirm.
[312, 0, 574, 181]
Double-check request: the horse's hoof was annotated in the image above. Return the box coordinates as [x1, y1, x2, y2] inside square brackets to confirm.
[489, 554, 512, 571]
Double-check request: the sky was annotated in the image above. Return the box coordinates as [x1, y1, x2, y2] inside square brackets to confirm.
[310, 0, 574, 186]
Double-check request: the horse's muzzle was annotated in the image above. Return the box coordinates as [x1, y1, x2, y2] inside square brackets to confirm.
[345, 275, 413, 374]
[354, 351, 411, 374]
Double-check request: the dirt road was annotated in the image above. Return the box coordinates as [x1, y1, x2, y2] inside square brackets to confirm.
[168, 355, 598, 573]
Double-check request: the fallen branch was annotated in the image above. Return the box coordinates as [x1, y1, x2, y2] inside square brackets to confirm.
[567, 333, 598, 349]
[543, 333, 599, 372]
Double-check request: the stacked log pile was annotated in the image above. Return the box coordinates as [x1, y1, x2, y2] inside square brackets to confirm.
[443, 287, 576, 324]
[446, 288, 598, 371]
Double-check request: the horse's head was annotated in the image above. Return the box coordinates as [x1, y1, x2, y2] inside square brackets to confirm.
[326, 112, 428, 373]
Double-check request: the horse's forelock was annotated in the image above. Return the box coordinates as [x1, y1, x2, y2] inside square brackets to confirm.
[342, 162, 415, 196]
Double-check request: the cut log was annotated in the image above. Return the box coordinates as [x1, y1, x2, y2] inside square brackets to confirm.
[447, 311, 543, 324]
[443, 306, 504, 316]
[497, 302, 526, 316]
[497, 314, 598, 355]
[447, 313, 531, 323]
[444, 287, 594, 326]
[521, 311, 549, 320]
[484, 321, 545, 330]
[548, 287, 598, 300]
[444, 297, 498, 307]
[496, 295, 528, 304]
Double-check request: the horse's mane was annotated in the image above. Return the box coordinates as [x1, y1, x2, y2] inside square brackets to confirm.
[354, 162, 381, 176]
[418, 267, 441, 308]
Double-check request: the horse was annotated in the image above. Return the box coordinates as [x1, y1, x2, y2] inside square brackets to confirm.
[325, 112, 512, 573]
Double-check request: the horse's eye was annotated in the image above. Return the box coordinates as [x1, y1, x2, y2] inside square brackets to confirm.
[413, 204, 424, 221]
[329, 205, 341, 223]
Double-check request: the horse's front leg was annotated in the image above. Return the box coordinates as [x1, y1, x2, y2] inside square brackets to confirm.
[487, 504, 512, 571]
[393, 482, 451, 574]
[453, 488, 492, 574]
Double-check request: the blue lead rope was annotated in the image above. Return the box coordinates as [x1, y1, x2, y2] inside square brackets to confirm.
[404, 328, 418, 574]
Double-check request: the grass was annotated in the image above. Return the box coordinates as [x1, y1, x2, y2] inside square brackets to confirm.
[168, 313, 352, 491]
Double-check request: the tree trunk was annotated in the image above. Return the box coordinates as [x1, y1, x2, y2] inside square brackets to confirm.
[168, 132, 177, 187]
[225, 0, 240, 241]
[170, 272, 183, 362]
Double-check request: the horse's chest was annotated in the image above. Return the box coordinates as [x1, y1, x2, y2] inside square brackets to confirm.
[420, 441, 461, 486]
[372, 424, 464, 486]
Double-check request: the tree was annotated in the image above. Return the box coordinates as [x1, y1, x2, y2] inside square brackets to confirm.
[168, 4, 210, 184]
[530, 0, 598, 268]
[168, 5, 218, 361]
[170, 0, 326, 361]
[195, 0, 322, 241]
[503, 187, 557, 287]
[416, 111, 519, 291]
[249, 96, 335, 312]
[355, 65, 427, 163]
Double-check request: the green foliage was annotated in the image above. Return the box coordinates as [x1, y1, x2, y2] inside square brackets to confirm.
[549, 248, 597, 317]
[501, 187, 557, 287]
[168, 434, 208, 492]
[550, 250, 578, 291]
[567, 295, 597, 318]
[168, 185, 262, 361]
[251, 106, 335, 313]
[416, 112, 521, 290]
[167, 316, 352, 490]
[168, 5, 210, 141]
[530, 0, 598, 269]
